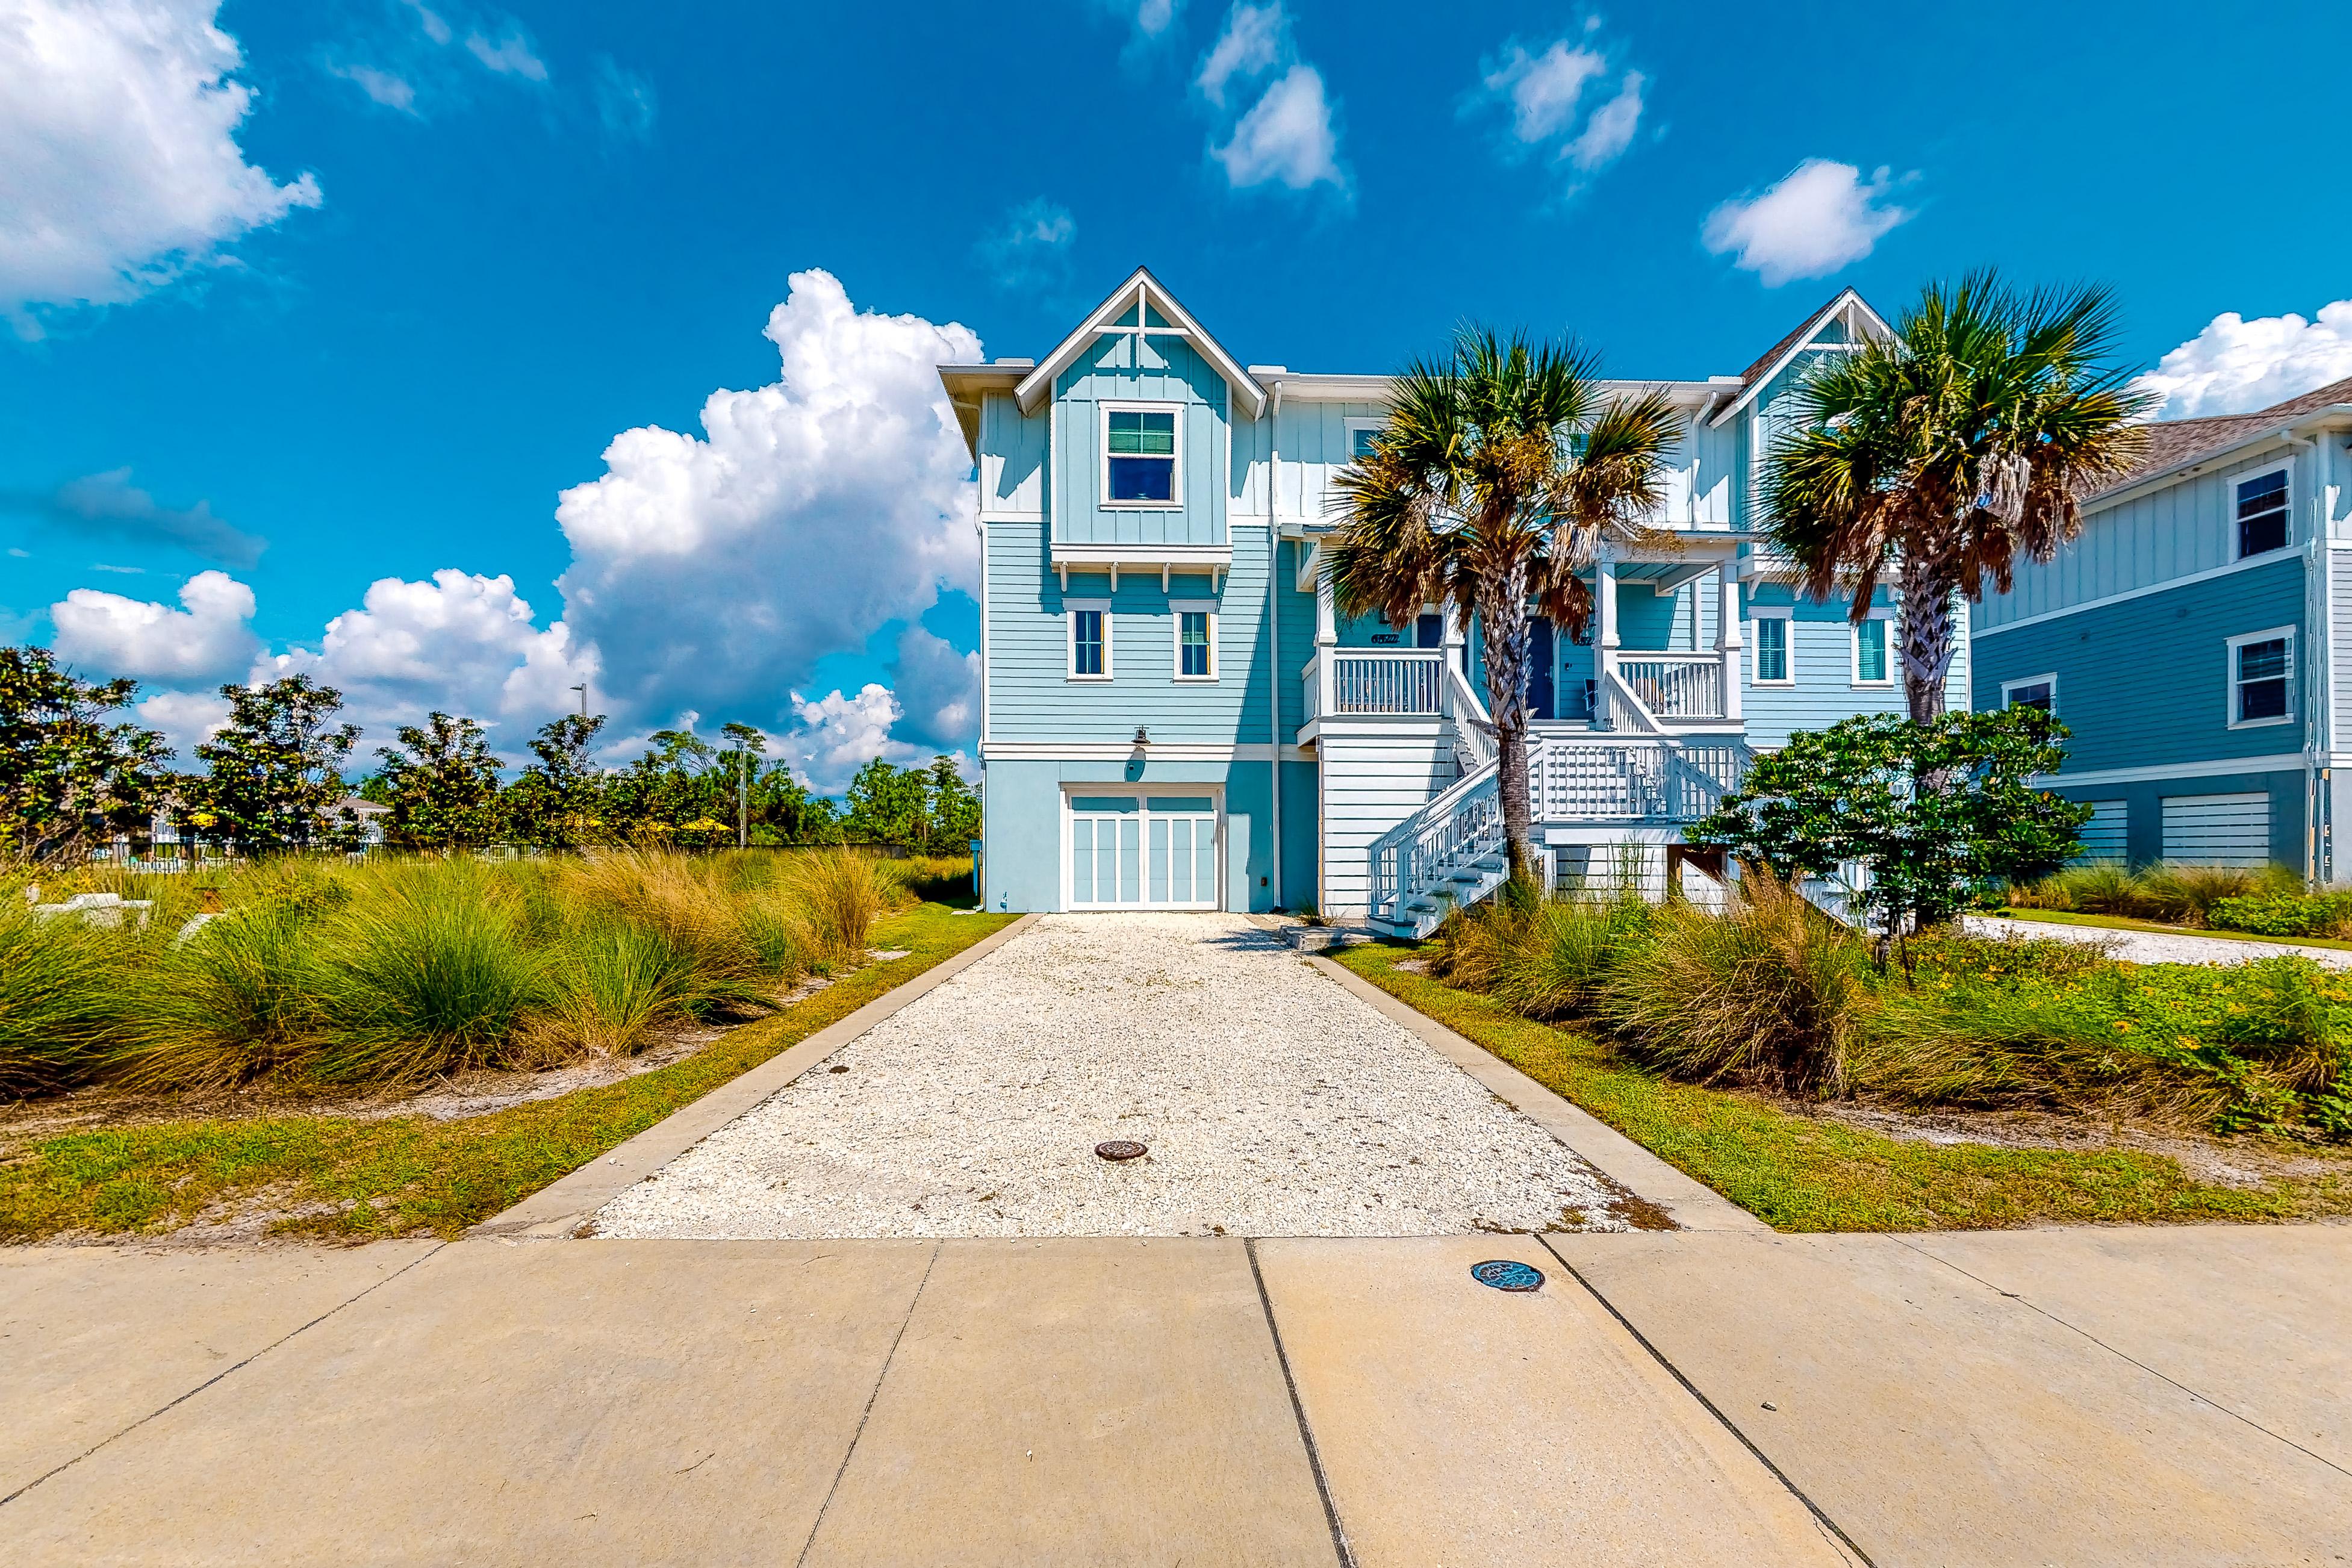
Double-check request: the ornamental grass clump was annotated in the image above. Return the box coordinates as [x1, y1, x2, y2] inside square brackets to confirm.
[1429, 879, 1654, 1021]
[1597, 873, 1865, 1098]
[2009, 860, 2304, 927]
[115, 900, 329, 1090]
[0, 901, 131, 1095]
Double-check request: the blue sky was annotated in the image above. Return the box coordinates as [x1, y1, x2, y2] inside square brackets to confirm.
[7, 0, 2351, 786]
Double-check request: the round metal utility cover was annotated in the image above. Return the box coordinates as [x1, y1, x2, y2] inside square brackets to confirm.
[1094, 1140, 1148, 1162]
[1470, 1259, 1545, 1292]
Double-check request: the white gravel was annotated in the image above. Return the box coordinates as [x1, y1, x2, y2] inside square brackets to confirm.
[1962, 914, 2352, 969]
[591, 912, 1630, 1239]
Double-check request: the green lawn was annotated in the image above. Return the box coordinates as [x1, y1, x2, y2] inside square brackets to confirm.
[1990, 906, 2352, 952]
[0, 905, 1017, 1244]
[1333, 943, 2352, 1231]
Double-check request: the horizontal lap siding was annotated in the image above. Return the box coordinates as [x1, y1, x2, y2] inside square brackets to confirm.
[1970, 556, 2306, 774]
[986, 523, 1275, 745]
[1316, 726, 1455, 916]
[2161, 792, 2271, 867]
[1740, 585, 1909, 748]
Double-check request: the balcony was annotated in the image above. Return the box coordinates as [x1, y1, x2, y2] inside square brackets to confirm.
[1301, 649, 1445, 723]
[1614, 653, 1725, 721]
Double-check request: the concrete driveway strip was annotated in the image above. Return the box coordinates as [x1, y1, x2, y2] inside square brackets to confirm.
[1548, 1231, 2352, 1567]
[800, 1237, 1340, 1568]
[1255, 1235, 1860, 1567]
[0, 1240, 441, 1502]
[2, 1238, 937, 1566]
[1905, 1222, 2352, 1475]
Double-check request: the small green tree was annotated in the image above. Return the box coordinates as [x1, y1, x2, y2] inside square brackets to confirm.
[185, 675, 362, 856]
[0, 646, 173, 866]
[927, 754, 980, 848]
[376, 712, 503, 851]
[842, 758, 927, 845]
[502, 714, 608, 848]
[1687, 707, 2089, 973]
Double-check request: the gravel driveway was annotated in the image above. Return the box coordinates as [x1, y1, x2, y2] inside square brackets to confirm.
[1962, 913, 2352, 969]
[592, 913, 1630, 1239]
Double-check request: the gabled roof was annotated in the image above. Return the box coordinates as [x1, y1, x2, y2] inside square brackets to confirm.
[2095, 373, 2352, 499]
[1013, 267, 1266, 419]
[1706, 288, 1890, 428]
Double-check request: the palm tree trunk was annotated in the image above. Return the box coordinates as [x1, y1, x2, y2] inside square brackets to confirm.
[1896, 547, 1960, 723]
[1477, 577, 1535, 880]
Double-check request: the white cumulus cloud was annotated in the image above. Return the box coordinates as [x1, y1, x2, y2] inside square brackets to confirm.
[2136, 300, 2352, 420]
[1198, 4, 1342, 193]
[328, 61, 418, 114]
[555, 269, 982, 747]
[134, 688, 233, 754]
[0, 0, 322, 331]
[1471, 29, 1644, 187]
[49, 569, 258, 684]
[785, 684, 926, 793]
[1702, 159, 1914, 287]
[891, 625, 980, 748]
[1482, 40, 1605, 143]
[1566, 72, 1643, 172]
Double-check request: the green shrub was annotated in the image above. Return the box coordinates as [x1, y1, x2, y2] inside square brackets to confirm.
[1597, 874, 1865, 1098]
[2207, 890, 2352, 939]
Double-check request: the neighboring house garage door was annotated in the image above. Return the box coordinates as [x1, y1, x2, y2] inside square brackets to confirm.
[2160, 792, 2270, 868]
[1066, 794, 1221, 910]
[2075, 800, 2127, 862]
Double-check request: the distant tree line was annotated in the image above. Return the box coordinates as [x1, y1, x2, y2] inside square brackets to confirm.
[0, 646, 977, 865]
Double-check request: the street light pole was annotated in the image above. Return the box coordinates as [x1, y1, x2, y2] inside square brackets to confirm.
[568, 683, 587, 718]
[738, 748, 748, 850]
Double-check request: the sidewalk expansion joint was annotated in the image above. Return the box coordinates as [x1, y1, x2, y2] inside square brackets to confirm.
[1894, 1236, 2352, 1482]
[0, 1240, 450, 1511]
[1245, 1237, 1358, 1568]
[1535, 1234, 1876, 1568]
[791, 1239, 941, 1568]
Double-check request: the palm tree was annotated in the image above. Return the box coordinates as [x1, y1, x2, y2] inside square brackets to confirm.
[1326, 327, 1681, 879]
[1763, 272, 2151, 723]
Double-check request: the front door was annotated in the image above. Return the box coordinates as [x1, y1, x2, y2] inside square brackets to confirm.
[1068, 794, 1221, 909]
[1525, 617, 1555, 720]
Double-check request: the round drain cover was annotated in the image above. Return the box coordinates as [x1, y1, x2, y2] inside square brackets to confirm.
[1470, 1259, 1545, 1292]
[1094, 1140, 1148, 1162]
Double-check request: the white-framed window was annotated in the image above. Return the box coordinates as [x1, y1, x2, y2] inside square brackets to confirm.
[1751, 608, 1792, 685]
[2227, 626, 2294, 727]
[2236, 468, 2290, 559]
[1066, 599, 1112, 680]
[1171, 600, 1218, 681]
[1101, 402, 1180, 508]
[1344, 417, 1383, 463]
[1850, 611, 1893, 686]
[2002, 673, 2058, 714]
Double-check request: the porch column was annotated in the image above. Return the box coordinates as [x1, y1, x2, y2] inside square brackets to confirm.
[1440, 594, 1466, 676]
[1314, 546, 1337, 720]
[1717, 567, 1743, 721]
[1594, 555, 1619, 729]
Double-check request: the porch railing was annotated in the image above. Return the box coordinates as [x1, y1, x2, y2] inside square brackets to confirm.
[1528, 735, 1747, 821]
[1303, 649, 1446, 718]
[1616, 654, 1725, 720]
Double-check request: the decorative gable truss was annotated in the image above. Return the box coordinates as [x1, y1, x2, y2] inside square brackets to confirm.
[1014, 267, 1266, 420]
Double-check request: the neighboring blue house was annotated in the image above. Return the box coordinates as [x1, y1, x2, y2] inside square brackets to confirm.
[1972, 376, 2352, 879]
[941, 270, 1964, 933]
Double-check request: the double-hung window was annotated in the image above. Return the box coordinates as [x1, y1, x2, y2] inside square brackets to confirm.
[1852, 615, 1891, 686]
[2236, 470, 2289, 559]
[2228, 627, 2292, 727]
[1104, 405, 1178, 505]
[1752, 612, 1791, 685]
[2002, 674, 2057, 714]
[1173, 603, 1216, 680]
[1068, 602, 1110, 680]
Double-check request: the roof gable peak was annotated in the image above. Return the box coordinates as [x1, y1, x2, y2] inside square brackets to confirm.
[1015, 268, 1266, 418]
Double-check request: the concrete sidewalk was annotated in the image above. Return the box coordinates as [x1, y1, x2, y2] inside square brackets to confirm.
[7, 1225, 2348, 1564]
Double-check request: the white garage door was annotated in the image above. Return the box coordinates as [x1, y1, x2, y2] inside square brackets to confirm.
[1067, 794, 1221, 910]
[2074, 800, 2127, 862]
[2160, 792, 2270, 868]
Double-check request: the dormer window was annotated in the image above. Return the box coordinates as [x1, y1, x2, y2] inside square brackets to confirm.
[1104, 404, 1179, 506]
[2236, 469, 2289, 558]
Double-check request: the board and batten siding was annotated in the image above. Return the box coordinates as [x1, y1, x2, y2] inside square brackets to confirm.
[1970, 555, 2306, 776]
[978, 391, 1047, 515]
[1053, 333, 1227, 547]
[1977, 446, 2316, 629]
[984, 521, 1277, 747]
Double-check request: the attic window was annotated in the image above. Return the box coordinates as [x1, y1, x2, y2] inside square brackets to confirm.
[1104, 405, 1179, 506]
[2236, 470, 2289, 558]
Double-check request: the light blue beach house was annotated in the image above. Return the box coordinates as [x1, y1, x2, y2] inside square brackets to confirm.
[940, 270, 1964, 933]
[1972, 376, 2352, 879]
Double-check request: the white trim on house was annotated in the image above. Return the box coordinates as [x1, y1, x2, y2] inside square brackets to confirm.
[1342, 417, 1383, 464]
[1170, 599, 1218, 682]
[1973, 549, 2304, 638]
[1750, 606, 1793, 685]
[2001, 672, 2059, 715]
[1098, 400, 1183, 510]
[1066, 599, 1112, 681]
[1015, 269, 1266, 418]
[1849, 606, 1894, 687]
[1706, 288, 1891, 429]
[2031, 752, 2306, 788]
[2226, 624, 2295, 729]
[980, 741, 1311, 762]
